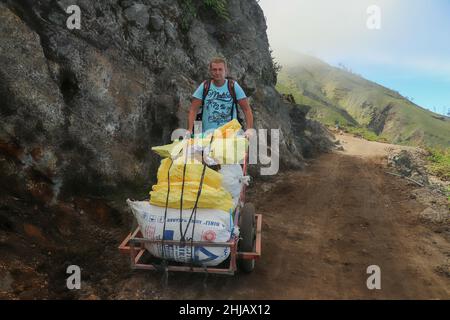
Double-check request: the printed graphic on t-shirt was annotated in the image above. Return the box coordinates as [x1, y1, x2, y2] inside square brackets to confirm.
[205, 90, 234, 127]
[192, 80, 247, 132]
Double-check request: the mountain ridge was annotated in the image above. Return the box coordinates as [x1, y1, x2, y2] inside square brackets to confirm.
[277, 53, 450, 148]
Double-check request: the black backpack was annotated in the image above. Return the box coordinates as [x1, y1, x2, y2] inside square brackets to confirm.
[195, 78, 242, 124]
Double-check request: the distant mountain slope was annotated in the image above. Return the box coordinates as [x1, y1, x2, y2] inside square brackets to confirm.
[277, 54, 450, 148]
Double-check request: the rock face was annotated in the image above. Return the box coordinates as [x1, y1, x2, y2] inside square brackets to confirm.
[0, 0, 333, 204]
[387, 150, 430, 186]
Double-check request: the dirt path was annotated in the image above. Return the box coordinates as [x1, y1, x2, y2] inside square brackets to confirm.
[3, 134, 449, 299]
[112, 134, 450, 299]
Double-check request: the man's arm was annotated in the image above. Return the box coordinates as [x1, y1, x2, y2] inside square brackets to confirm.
[238, 98, 253, 130]
[187, 98, 202, 133]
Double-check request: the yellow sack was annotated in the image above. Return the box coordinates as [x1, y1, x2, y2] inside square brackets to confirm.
[153, 138, 246, 165]
[156, 158, 222, 190]
[210, 137, 248, 164]
[151, 140, 184, 158]
[212, 119, 242, 139]
[150, 158, 234, 212]
[148, 120, 246, 212]
[151, 120, 246, 163]
[149, 182, 233, 212]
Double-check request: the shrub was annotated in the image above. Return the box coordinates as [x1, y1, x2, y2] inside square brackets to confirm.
[179, 0, 230, 31]
[344, 126, 381, 142]
[426, 147, 450, 181]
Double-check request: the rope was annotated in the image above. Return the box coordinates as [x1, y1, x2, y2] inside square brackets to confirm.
[202, 264, 209, 289]
[160, 259, 169, 288]
[160, 158, 174, 260]
[179, 140, 190, 244]
[188, 163, 207, 269]
[178, 135, 214, 267]
[181, 137, 213, 239]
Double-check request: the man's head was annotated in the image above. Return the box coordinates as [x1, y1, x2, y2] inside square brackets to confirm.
[209, 57, 227, 83]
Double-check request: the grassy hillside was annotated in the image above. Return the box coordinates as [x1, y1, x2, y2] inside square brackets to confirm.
[276, 54, 450, 148]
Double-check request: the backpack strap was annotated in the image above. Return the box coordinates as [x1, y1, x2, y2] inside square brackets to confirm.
[196, 79, 212, 122]
[202, 79, 212, 103]
[227, 79, 239, 121]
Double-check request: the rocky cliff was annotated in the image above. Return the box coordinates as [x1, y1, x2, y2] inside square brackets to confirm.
[0, 0, 334, 299]
[1, 0, 332, 205]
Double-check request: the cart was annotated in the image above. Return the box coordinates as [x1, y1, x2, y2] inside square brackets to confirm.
[118, 150, 262, 275]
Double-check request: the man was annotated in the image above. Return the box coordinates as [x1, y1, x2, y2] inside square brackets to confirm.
[187, 57, 253, 137]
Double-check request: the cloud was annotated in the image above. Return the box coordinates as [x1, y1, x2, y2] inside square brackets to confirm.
[258, 0, 450, 79]
[401, 58, 450, 79]
[338, 53, 450, 81]
[259, 0, 400, 56]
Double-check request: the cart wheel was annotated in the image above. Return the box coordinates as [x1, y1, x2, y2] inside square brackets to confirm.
[238, 203, 256, 273]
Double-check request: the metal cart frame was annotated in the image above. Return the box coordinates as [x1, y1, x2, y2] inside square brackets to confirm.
[118, 149, 262, 275]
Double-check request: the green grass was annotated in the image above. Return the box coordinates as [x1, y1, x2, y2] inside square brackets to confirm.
[345, 126, 377, 141]
[203, 0, 230, 20]
[343, 126, 384, 142]
[426, 147, 450, 181]
[276, 55, 450, 149]
[179, 0, 230, 31]
[276, 73, 357, 127]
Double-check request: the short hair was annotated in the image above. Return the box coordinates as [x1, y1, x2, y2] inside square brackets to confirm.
[209, 57, 227, 69]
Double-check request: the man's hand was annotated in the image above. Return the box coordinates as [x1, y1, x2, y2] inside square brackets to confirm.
[244, 128, 254, 139]
[184, 130, 192, 140]
[188, 98, 202, 134]
[238, 98, 253, 132]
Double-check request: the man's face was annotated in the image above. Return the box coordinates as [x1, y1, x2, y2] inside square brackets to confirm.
[210, 62, 226, 82]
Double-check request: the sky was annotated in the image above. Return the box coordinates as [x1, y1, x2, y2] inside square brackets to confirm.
[258, 0, 450, 116]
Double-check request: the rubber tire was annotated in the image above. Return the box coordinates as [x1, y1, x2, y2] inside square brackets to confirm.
[238, 203, 256, 273]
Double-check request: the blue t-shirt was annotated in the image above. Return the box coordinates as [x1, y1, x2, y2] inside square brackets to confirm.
[192, 79, 247, 132]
